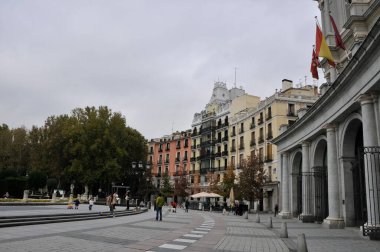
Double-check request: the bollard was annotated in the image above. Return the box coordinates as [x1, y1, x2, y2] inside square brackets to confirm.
[244, 211, 248, 219]
[297, 233, 308, 252]
[269, 216, 273, 228]
[280, 222, 288, 238]
[255, 213, 260, 223]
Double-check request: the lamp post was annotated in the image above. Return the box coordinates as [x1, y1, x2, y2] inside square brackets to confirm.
[132, 161, 151, 203]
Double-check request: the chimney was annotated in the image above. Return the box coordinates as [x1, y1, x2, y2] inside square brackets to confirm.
[282, 79, 293, 91]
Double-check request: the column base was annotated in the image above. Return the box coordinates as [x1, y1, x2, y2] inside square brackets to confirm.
[279, 211, 292, 219]
[323, 217, 345, 229]
[300, 214, 315, 223]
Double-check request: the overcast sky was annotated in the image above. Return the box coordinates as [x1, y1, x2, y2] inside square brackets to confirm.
[0, 0, 321, 140]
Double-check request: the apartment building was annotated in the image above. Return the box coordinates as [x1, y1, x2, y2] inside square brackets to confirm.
[189, 82, 260, 194]
[148, 130, 191, 189]
[229, 79, 319, 212]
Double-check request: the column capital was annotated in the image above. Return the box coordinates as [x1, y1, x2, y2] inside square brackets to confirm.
[324, 123, 337, 131]
[359, 93, 375, 105]
[301, 141, 311, 147]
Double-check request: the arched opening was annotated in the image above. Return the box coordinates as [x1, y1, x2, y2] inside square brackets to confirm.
[291, 151, 302, 217]
[342, 118, 365, 227]
[312, 139, 328, 223]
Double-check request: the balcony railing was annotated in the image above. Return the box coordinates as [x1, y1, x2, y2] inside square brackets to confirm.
[165, 159, 170, 164]
[266, 113, 272, 120]
[230, 132, 236, 137]
[250, 123, 256, 129]
[230, 147, 236, 152]
[250, 140, 256, 146]
[190, 157, 197, 162]
[239, 145, 244, 150]
[176, 145, 181, 149]
[287, 111, 296, 117]
[191, 145, 197, 150]
[222, 136, 228, 142]
[215, 152, 222, 158]
[239, 128, 244, 134]
[266, 133, 273, 140]
[222, 150, 228, 156]
[258, 137, 264, 144]
[265, 155, 273, 162]
[258, 118, 264, 125]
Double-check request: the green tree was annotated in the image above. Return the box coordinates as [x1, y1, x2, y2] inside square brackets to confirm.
[161, 172, 173, 198]
[27, 170, 47, 192]
[220, 165, 236, 199]
[238, 155, 265, 206]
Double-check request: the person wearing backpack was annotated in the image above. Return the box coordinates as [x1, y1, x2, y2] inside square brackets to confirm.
[155, 193, 165, 221]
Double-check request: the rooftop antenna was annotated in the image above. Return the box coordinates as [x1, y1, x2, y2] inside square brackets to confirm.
[304, 75, 307, 86]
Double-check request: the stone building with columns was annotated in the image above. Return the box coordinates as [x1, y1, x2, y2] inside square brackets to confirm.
[272, 0, 380, 238]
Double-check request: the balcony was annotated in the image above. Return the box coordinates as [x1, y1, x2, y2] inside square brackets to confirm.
[230, 132, 236, 137]
[258, 118, 264, 125]
[250, 123, 256, 129]
[239, 145, 244, 150]
[175, 157, 180, 163]
[158, 148, 163, 152]
[258, 137, 264, 144]
[239, 128, 244, 134]
[165, 159, 170, 164]
[190, 157, 197, 162]
[230, 147, 236, 152]
[165, 147, 170, 151]
[191, 145, 197, 149]
[287, 111, 296, 117]
[250, 140, 256, 146]
[222, 150, 228, 156]
[222, 136, 229, 142]
[266, 133, 273, 140]
[215, 152, 222, 158]
[176, 145, 181, 149]
[265, 155, 273, 162]
[184, 143, 189, 148]
[157, 159, 163, 164]
[266, 113, 272, 120]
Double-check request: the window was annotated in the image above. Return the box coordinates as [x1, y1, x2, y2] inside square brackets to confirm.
[231, 156, 235, 166]
[239, 154, 244, 168]
[240, 122, 244, 133]
[267, 107, 272, 119]
[288, 103, 295, 116]
[239, 136, 244, 149]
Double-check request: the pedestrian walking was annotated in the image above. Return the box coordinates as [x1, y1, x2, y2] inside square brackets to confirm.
[185, 199, 189, 213]
[155, 193, 164, 221]
[74, 198, 80, 209]
[89, 197, 94, 211]
[125, 194, 130, 210]
[274, 203, 279, 217]
[106, 194, 116, 217]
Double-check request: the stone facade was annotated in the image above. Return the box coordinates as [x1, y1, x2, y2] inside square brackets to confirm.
[273, 0, 380, 238]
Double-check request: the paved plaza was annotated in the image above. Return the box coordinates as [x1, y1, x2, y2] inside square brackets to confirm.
[0, 205, 379, 251]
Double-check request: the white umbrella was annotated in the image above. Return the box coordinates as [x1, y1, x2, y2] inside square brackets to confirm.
[209, 192, 223, 198]
[190, 192, 211, 198]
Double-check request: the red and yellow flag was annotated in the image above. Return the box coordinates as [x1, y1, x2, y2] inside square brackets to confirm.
[315, 24, 335, 67]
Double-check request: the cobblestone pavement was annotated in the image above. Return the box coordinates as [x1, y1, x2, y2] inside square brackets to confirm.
[0, 206, 380, 251]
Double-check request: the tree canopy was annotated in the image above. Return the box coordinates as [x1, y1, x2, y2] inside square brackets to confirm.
[0, 106, 148, 197]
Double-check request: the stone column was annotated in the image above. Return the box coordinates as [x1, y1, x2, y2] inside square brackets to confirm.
[301, 141, 314, 222]
[324, 124, 345, 228]
[360, 94, 380, 228]
[280, 152, 292, 218]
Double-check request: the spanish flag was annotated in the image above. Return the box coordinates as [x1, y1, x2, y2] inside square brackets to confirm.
[315, 24, 335, 67]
